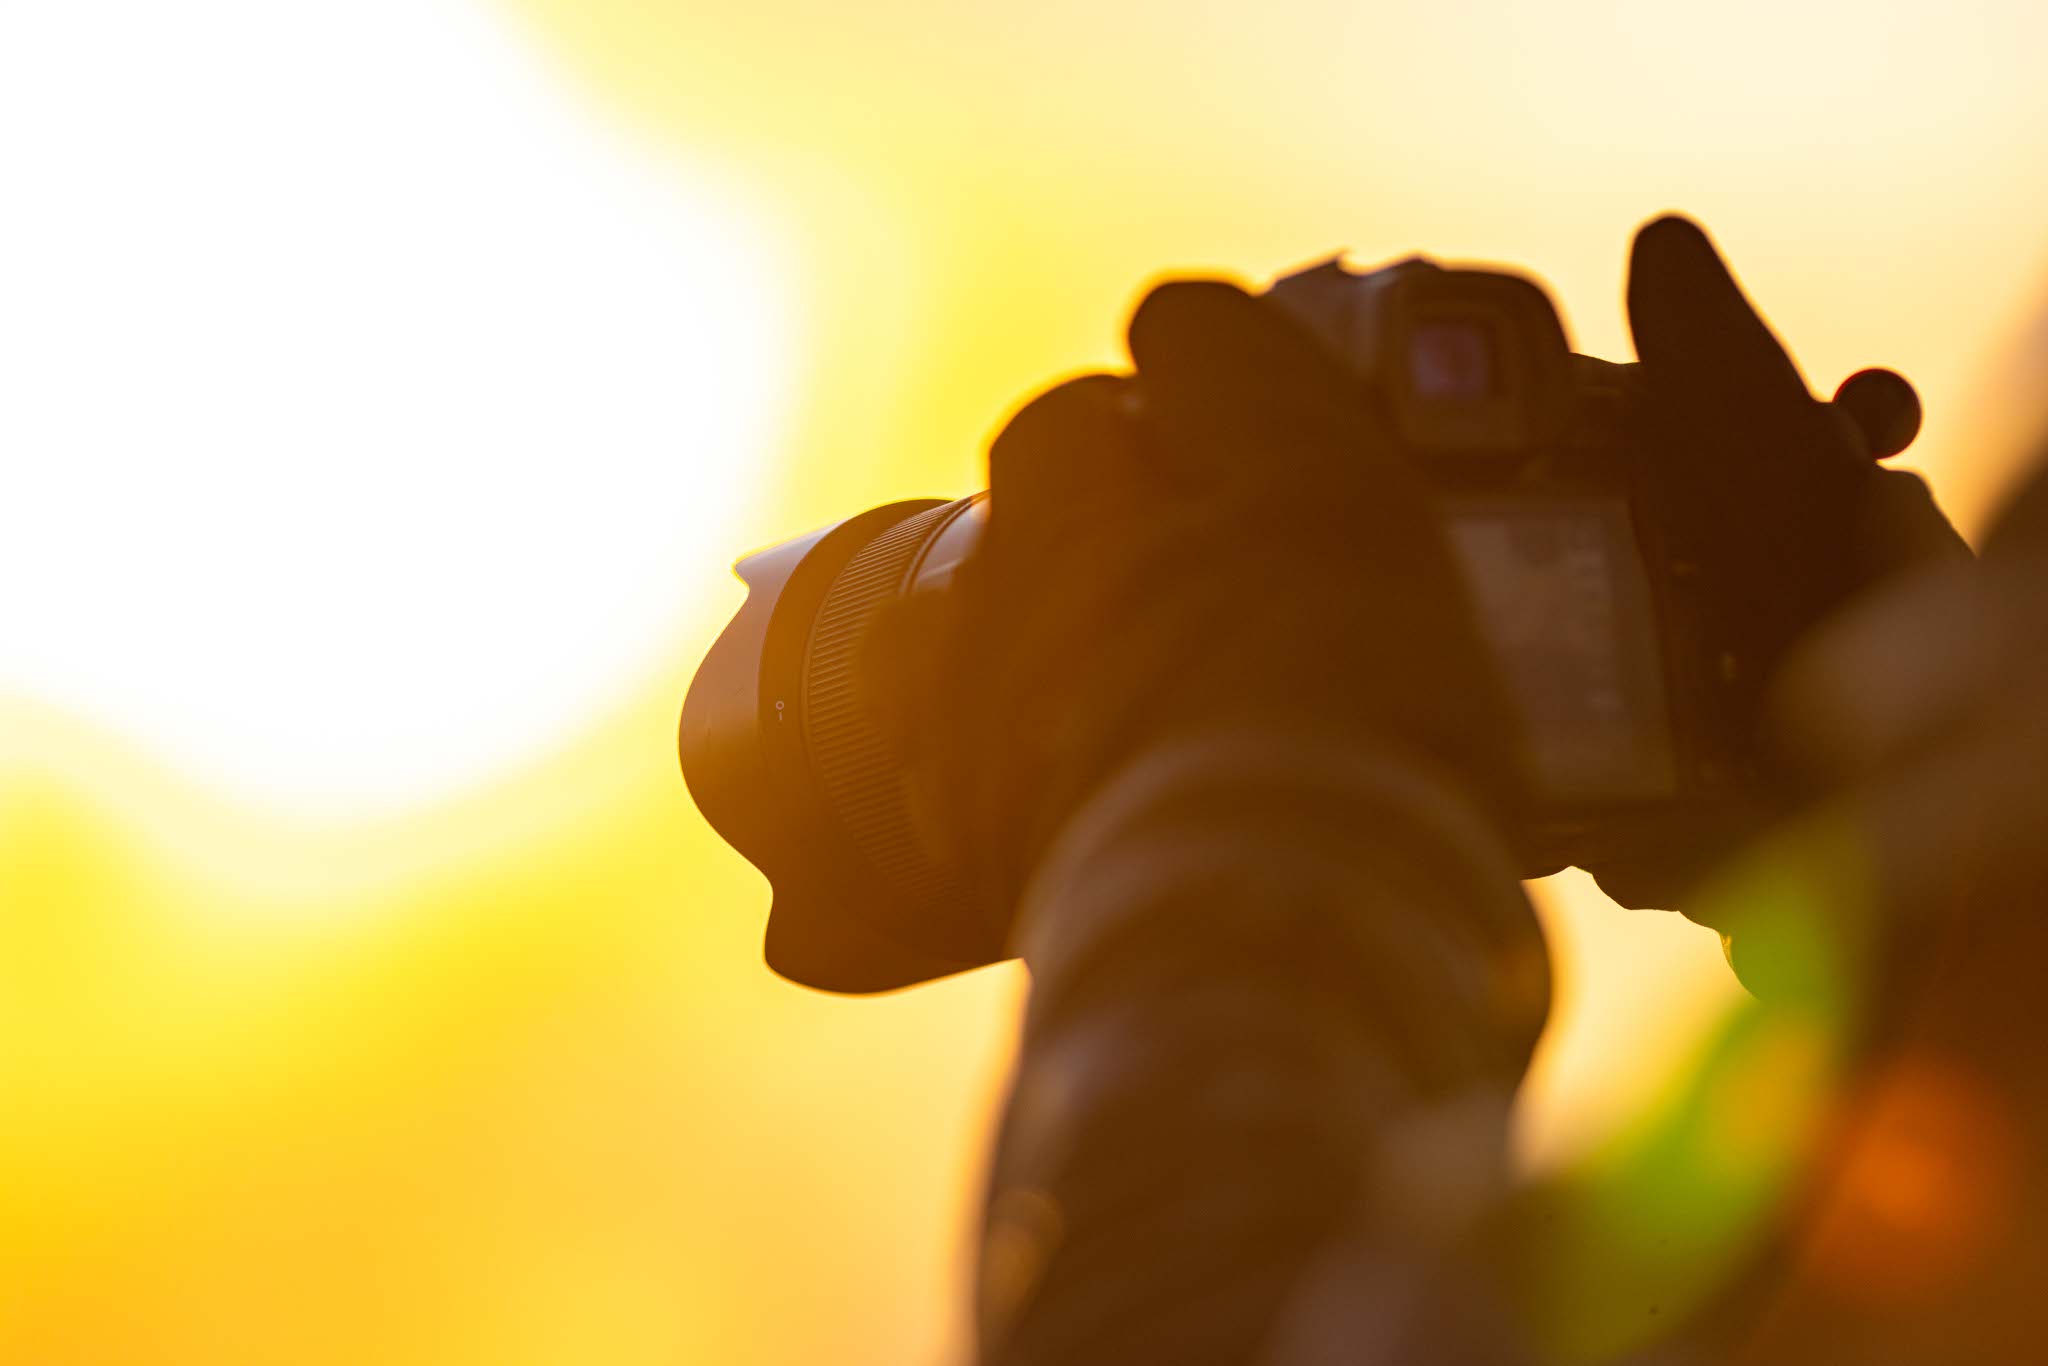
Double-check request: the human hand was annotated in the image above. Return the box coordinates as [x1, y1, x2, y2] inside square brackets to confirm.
[1581, 216, 1969, 920]
[875, 278, 1523, 961]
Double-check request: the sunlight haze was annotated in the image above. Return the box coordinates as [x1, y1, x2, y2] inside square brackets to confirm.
[6, 0, 2048, 1361]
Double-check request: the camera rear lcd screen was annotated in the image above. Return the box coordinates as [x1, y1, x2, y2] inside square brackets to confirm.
[1443, 496, 1676, 805]
[1410, 321, 1496, 400]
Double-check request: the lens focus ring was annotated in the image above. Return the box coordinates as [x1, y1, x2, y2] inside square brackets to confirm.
[801, 501, 966, 917]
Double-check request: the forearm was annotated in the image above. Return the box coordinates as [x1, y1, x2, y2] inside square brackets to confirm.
[974, 730, 1550, 1365]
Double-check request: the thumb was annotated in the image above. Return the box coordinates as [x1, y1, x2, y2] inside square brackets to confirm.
[1627, 214, 1809, 413]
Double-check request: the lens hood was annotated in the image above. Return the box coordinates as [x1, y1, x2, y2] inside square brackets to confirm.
[680, 498, 995, 993]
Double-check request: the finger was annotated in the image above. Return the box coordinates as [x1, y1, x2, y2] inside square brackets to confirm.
[1626, 214, 1810, 410]
[1127, 278, 1348, 414]
[986, 372, 1145, 534]
[1125, 278, 1389, 488]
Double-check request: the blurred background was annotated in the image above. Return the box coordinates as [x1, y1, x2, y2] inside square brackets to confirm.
[5, 1, 2048, 1361]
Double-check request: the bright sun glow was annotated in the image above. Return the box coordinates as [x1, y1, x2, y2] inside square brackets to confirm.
[0, 0, 791, 819]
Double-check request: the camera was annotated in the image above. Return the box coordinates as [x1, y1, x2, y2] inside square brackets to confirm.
[680, 254, 1916, 993]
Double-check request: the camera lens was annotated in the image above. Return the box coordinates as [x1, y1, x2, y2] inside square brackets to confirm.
[679, 495, 994, 992]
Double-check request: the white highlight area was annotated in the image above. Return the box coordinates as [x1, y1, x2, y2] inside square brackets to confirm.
[0, 0, 791, 817]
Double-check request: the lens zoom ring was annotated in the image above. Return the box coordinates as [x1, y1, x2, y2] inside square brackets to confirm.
[803, 503, 965, 912]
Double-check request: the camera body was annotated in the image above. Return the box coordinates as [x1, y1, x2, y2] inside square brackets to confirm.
[681, 255, 1761, 992]
[1261, 256, 1747, 865]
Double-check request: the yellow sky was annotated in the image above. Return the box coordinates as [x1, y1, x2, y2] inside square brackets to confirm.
[7, 1, 2048, 1362]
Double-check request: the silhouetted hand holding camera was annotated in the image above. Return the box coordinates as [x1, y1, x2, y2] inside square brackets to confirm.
[1583, 218, 1967, 930]
[879, 276, 1526, 959]
[884, 216, 1970, 998]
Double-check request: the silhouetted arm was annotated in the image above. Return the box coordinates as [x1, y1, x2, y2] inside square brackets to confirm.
[974, 730, 1548, 1365]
